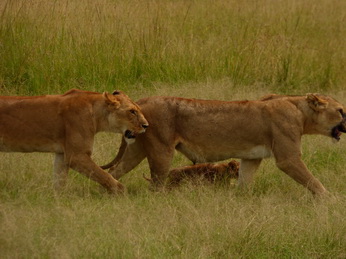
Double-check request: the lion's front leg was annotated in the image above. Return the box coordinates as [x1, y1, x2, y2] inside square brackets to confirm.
[238, 159, 262, 189]
[275, 156, 327, 196]
[273, 138, 327, 196]
[69, 153, 125, 194]
[146, 145, 175, 191]
[53, 153, 69, 191]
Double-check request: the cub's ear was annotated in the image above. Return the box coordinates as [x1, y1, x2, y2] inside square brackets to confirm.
[306, 94, 328, 111]
[103, 92, 120, 109]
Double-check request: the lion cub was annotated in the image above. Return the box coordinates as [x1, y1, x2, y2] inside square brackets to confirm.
[167, 160, 239, 186]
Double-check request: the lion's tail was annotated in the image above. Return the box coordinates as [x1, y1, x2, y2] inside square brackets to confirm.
[100, 137, 127, 169]
[142, 173, 152, 182]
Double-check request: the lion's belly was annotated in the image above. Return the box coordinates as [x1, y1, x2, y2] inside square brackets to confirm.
[177, 143, 272, 162]
[236, 146, 272, 159]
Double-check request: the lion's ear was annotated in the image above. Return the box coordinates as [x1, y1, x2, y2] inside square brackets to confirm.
[306, 94, 328, 111]
[103, 92, 120, 109]
[260, 94, 278, 101]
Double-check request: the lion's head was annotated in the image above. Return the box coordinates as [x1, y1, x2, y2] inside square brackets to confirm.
[103, 91, 148, 143]
[261, 93, 346, 141]
[306, 94, 346, 140]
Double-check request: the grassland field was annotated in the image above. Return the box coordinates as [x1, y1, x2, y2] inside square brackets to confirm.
[1, 0, 346, 258]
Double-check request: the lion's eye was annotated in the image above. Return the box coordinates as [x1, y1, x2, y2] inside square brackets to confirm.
[130, 110, 137, 116]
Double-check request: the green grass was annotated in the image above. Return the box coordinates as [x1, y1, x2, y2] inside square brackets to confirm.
[1, 0, 345, 94]
[1, 0, 346, 258]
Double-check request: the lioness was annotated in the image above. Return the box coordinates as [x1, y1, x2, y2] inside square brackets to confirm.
[102, 94, 346, 196]
[0, 89, 148, 194]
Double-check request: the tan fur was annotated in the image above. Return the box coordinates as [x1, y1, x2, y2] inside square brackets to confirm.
[167, 160, 239, 186]
[143, 161, 239, 186]
[102, 94, 346, 196]
[0, 89, 148, 194]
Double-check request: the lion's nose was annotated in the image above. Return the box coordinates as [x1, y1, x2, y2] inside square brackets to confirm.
[142, 124, 149, 129]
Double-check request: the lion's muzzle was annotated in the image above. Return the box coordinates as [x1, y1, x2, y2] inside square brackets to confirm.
[124, 124, 148, 140]
[140, 123, 149, 133]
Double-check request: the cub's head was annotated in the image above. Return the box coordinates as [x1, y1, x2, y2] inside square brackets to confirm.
[227, 160, 240, 179]
[213, 161, 240, 183]
[306, 94, 346, 140]
[103, 91, 148, 143]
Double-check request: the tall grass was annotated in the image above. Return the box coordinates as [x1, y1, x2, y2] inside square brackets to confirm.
[0, 0, 345, 94]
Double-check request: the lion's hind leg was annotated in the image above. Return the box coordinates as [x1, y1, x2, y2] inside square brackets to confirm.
[238, 159, 262, 190]
[53, 153, 69, 191]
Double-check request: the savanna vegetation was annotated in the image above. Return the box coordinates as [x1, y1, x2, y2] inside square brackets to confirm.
[1, 0, 346, 258]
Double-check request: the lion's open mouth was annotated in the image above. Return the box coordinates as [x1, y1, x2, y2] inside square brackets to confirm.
[124, 130, 136, 139]
[332, 127, 342, 141]
[331, 122, 346, 141]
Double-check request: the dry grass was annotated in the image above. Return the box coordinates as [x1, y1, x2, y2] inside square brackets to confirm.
[1, 83, 346, 258]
